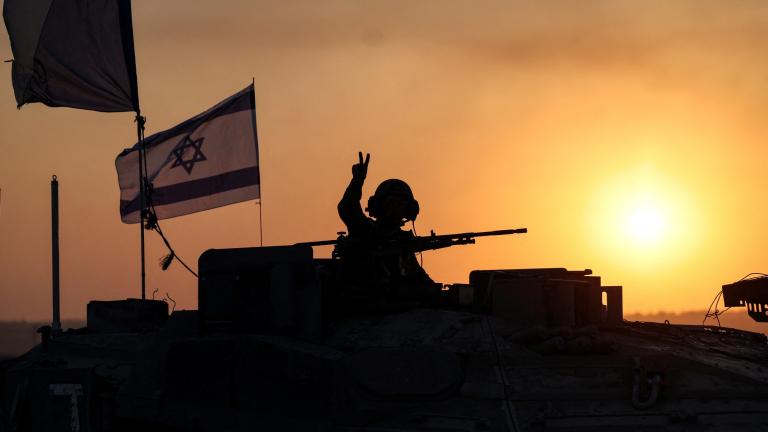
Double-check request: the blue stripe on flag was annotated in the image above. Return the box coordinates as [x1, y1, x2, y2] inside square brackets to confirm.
[120, 166, 260, 216]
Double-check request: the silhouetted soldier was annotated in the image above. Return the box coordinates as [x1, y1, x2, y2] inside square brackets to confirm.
[336, 152, 437, 312]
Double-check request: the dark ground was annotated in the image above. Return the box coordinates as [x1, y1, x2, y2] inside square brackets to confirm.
[0, 311, 764, 360]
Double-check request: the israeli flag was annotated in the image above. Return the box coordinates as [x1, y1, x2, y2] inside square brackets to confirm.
[116, 84, 260, 223]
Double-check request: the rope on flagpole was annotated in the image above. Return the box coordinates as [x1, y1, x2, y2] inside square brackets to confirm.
[137, 127, 199, 279]
[142, 196, 198, 278]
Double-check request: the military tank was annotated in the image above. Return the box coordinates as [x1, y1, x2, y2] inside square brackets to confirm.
[2, 240, 768, 431]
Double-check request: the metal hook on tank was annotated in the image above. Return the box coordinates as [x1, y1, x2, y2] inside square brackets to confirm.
[632, 357, 663, 409]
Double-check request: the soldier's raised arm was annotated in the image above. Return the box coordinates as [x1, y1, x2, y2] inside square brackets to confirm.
[338, 152, 371, 233]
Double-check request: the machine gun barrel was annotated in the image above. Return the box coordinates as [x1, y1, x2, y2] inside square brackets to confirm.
[294, 239, 339, 247]
[375, 227, 527, 256]
[429, 228, 527, 241]
[295, 228, 527, 258]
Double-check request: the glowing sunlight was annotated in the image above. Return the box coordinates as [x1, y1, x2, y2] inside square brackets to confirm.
[626, 202, 667, 246]
[588, 163, 699, 269]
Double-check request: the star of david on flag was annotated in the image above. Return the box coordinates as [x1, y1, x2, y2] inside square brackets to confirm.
[115, 84, 260, 223]
[171, 135, 207, 174]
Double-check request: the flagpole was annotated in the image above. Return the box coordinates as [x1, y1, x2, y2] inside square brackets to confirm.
[250, 78, 263, 247]
[51, 175, 61, 335]
[136, 113, 146, 300]
[258, 201, 264, 247]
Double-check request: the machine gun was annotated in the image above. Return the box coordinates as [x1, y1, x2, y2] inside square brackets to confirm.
[297, 228, 527, 259]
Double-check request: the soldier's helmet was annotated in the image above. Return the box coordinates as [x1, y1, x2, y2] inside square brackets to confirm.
[366, 179, 420, 224]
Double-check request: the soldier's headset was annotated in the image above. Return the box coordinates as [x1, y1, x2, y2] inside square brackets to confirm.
[366, 179, 420, 223]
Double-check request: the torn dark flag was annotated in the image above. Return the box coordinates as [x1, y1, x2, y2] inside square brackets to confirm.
[3, 0, 139, 112]
[116, 84, 260, 223]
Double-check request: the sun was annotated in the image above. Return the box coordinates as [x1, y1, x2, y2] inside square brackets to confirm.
[588, 163, 701, 268]
[626, 204, 666, 245]
[585, 161, 706, 286]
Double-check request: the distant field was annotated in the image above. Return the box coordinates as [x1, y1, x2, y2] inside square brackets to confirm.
[625, 310, 768, 334]
[0, 311, 764, 359]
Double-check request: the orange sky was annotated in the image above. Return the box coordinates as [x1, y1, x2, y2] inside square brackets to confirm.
[2, 0, 768, 320]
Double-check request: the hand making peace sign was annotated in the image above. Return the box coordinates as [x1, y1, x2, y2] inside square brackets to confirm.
[352, 151, 370, 180]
